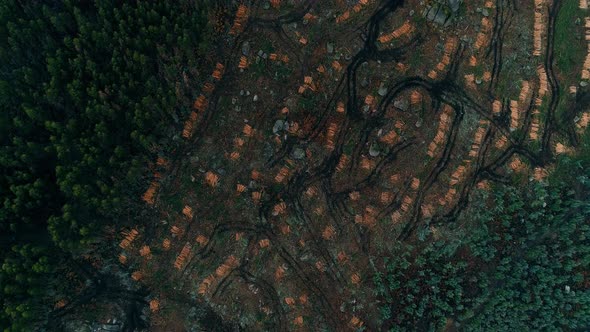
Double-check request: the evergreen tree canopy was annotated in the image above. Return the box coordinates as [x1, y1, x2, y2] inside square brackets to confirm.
[0, 1, 211, 330]
[374, 166, 590, 331]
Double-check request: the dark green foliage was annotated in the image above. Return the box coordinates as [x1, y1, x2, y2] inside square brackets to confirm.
[553, 126, 590, 186]
[374, 170, 590, 331]
[373, 238, 481, 331]
[0, 244, 53, 332]
[1, 0, 211, 249]
[460, 182, 590, 330]
[0, 0, 211, 330]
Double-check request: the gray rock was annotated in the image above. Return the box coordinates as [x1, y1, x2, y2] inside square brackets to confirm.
[448, 0, 462, 12]
[378, 83, 388, 96]
[369, 144, 380, 157]
[361, 78, 369, 88]
[263, 1, 270, 9]
[581, 81, 588, 87]
[475, 78, 482, 85]
[273, 120, 285, 134]
[263, 142, 274, 159]
[97, 324, 121, 332]
[415, 119, 423, 128]
[292, 147, 305, 159]
[394, 99, 409, 111]
[253, 94, 259, 102]
[426, 5, 450, 25]
[426, 6, 437, 19]
[482, 8, 489, 17]
[241, 41, 250, 56]
[257, 50, 264, 57]
[433, 10, 449, 25]
[327, 42, 334, 54]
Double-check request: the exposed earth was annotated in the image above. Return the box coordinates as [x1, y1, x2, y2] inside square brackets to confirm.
[107, 0, 589, 330]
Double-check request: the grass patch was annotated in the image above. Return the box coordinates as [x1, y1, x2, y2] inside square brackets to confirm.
[261, 39, 274, 54]
[250, 59, 267, 79]
[553, 1, 585, 123]
[473, 64, 485, 78]
[164, 193, 185, 212]
[554, 1, 585, 75]
[274, 64, 293, 81]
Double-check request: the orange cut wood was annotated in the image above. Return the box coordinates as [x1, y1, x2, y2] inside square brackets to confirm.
[149, 299, 160, 312]
[162, 238, 171, 250]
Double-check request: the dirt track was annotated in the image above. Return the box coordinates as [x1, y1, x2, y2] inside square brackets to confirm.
[121, 0, 587, 330]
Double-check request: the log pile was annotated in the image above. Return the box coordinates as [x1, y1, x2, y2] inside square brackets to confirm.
[229, 5, 249, 35]
[427, 105, 453, 157]
[119, 229, 139, 249]
[533, 0, 547, 56]
[173, 242, 191, 270]
[583, 17, 590, 79]
[336, 0, 371, 23]
[378, 21, 414, 43]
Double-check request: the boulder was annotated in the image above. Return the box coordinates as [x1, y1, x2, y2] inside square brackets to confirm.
[292, 148, 306, 159]
[369, 144, 381, 157]
[448, 0, 462, 12]
[273, 120, 285, 134]
[378, 83, 388, 96]
[394, 99, 409, 112]
[327, 42, 334, 54]
[241, 41, 250, 56]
